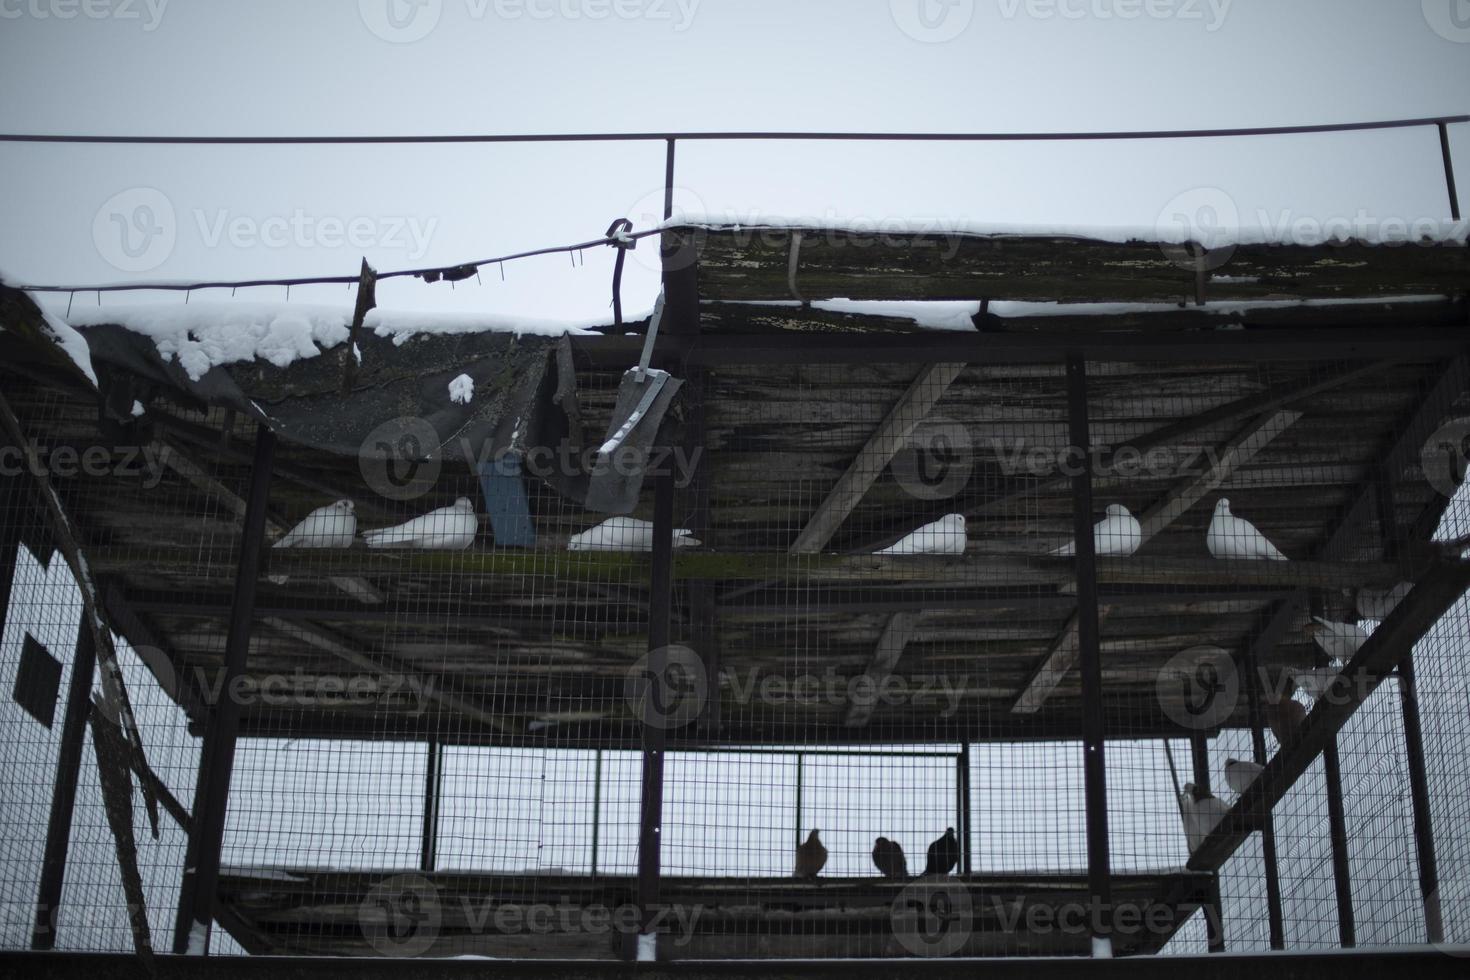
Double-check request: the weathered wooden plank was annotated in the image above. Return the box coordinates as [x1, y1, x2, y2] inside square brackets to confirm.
[842, 612, 919, 727]
[789, 362, 966, 554]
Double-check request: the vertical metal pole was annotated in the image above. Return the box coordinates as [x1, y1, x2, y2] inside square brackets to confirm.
[663, 139, 677, 221]
[794, 752, 804, 852]
[1398, 655, 1444, 943]
[1066, 353, 1112, 955]
[1189, 735, 1225, 953]
[31, 615, 99, 949]
[172, 426, 276, 954]
[1322, 738, 1356, 947]
[634, 465, 674, 960]
[958, 743, 972, 876]
[591, 749, 603, 880]
[420, 740, 441, 873]
[1240, 642, 1286, 949]
[1439, 122, 1461, 221]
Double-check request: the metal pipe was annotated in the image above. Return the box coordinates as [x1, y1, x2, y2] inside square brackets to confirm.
[663, 139, 677, 221]
[6, 115, 1465, 145]
[31, 616, 100, 950]
[172, 426, 276, 955]
[1322, 739, 1356, 947]
[633, 465, 675, 958]
[1440, 122, 1461, 221]
[591, 749, 603, 880]
[794, 752, 804, 854]
[958, 744, 972, 876]
[1066, 353, 1112, 952]
[1398, 655, 1444, 943]
[420, 740, 441, 873]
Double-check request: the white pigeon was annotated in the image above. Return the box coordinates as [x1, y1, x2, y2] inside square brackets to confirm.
[566, 516, 700, 552]
[1206, 498, 1288, 561]
[875, 514, 967, 555]
[1292, 666, 1341, 700]
[1179, 783, 1231, 853]
[1356, 582, 1412, 621]
[362, 497, 478, 550]
[273, 500, 356, 549]
[1223, 759, 1264, 795]
[1308, 617, 1367, 661]
[1050, 504, 1142, 557]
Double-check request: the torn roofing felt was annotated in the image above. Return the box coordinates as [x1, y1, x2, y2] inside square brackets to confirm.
[1, 284, 675, 515]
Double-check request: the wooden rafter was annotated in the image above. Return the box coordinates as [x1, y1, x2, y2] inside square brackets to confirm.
[790, 361, 966, 554]
[259, 618, 520, 734]
[843, 612, 919, 728]
[1012, 410, 1302, 714]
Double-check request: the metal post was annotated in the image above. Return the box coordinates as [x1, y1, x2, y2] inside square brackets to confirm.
[31, 615, 99, 949]
[958, 743, 972, 876]
[420, 740, 441, 873]
[172, 426, 276, 955]
[663, 139, 677, 221]
[1190, 735, 1225, 953]
[1398, 655, 1444, 943]
[1065, 353, 1112, 955]
[1240, 640, 1286, 949]
[591, 749, 603, 880]
[1440, 122, 1461, 221]
[794, 752, 804, 852]
[1322, 739, 1356, 947]
[633, 465, 674, 960]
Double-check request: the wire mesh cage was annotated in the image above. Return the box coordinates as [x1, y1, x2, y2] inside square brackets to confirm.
[3, 257, 1470, 967]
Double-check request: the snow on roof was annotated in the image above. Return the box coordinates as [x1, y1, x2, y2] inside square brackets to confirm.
[667, 215, 1470, 248]
[0, 266, 99, 386]
[63, 301, 605, 382]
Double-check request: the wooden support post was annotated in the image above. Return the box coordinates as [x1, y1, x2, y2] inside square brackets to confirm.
[172, 426, 276, 955]
[1239, 611, 1287, 950]
[1322, 739, 1356, 948]
[31, 615, 99, 950]
[634, 465, 674, 961]
[1398, 654, 1444, 944]
[1190, 735, 1225, 953]
[1066, 354, 1112, 955]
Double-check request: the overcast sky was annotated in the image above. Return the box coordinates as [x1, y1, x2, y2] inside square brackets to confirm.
[1, 0, 1467, 321]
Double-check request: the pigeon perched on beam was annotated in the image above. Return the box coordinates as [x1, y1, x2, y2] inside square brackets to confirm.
[1206, 498, 1288, 561]
[1050, 504, 1141, 557]
[1308, 617, 1368, 662]
[1263, 688, 1307, 747]
[567, 516, 699, 552]
[924, 827, 959, 876]
[1224, 758, 1264, 795]
[273, 500, 356, 549]
[362, 497, 478, 550]
[1356, 582, 1412, 621]
[795, 829, 827, 879]
[876, 514, 967, 555]
[872, 837, 908, 878]
[1179, 783, 1231, 852]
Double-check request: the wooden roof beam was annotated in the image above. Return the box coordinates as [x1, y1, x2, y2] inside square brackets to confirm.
[790, 361, 966, 555]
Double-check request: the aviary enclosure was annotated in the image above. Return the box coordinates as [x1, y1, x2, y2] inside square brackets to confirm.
[1, 121, 1469, 970]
